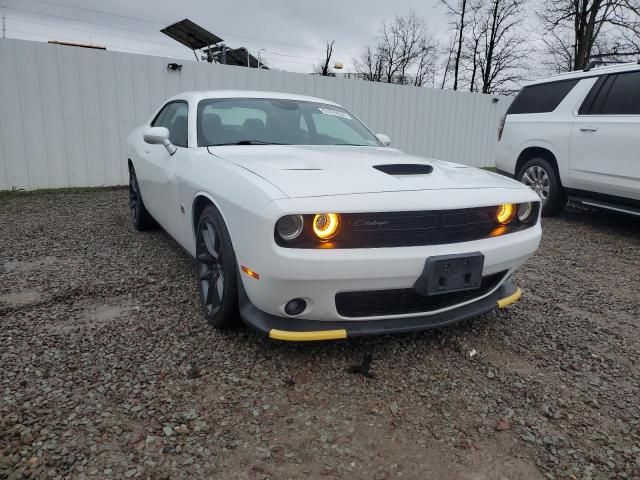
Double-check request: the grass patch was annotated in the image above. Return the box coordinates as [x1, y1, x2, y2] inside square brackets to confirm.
[0, 185, 125, 199]
[481, 166, 497, 172]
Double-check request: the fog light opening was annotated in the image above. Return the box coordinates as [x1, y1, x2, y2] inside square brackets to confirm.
[284, 298, 307, 316]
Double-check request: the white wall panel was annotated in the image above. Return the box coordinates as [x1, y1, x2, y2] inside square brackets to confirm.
[0, 38, 512, 190]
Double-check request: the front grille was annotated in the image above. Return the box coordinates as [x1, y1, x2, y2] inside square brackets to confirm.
[335, 271, 507, 318]
[275, 204, 539, 249]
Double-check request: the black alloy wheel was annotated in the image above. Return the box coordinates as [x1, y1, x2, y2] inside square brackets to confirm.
[128, 167, 156, 230]
[195, 205, 240, 329]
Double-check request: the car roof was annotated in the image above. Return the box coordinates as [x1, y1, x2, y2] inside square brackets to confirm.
[525, 61, 640, 87]
[165, 90, 342, 106]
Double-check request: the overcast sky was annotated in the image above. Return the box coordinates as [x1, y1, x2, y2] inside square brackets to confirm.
[1, 0, 451, 72]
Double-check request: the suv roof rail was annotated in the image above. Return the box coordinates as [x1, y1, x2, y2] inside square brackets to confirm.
[583, 60, 624, 72]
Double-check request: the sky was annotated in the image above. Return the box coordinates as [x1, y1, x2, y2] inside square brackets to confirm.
[0, 0, 452, 73]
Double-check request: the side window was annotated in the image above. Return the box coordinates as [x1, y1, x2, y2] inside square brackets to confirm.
[507, 79, 579, 115]
[578, 76, 611, 115]
[151, 101, 189, 147]
[599, 72, 640, 115]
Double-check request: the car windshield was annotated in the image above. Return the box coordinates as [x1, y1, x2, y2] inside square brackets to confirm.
[197, 98, 381, 147]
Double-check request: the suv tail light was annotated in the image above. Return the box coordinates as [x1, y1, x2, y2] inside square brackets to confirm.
[498, 114, 506, 141]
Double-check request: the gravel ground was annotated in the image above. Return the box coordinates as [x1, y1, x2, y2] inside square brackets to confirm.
[1, 187, 639, 480]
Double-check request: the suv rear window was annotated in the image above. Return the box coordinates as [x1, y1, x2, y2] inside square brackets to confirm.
[579, 71, 640, 115]
[507, 79, 579, 115]
[597, 71, 640, 115]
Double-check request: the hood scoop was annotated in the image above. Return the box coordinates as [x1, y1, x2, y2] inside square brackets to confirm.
[374, 164, 433, 176]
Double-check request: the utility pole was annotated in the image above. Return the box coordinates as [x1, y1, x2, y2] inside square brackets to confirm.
[2, 10, 6, 39]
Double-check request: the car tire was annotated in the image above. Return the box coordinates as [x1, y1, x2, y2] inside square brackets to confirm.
[129, 166, 157, 230]
[195, 204, 241, 330]
[518, 158, 567, 217]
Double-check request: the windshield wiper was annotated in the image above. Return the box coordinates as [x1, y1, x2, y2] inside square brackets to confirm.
[209, 140, 290, 146]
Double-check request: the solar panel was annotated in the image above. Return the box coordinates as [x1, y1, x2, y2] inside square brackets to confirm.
[160, 19, 223, 50]
[224, 48, 261, 68]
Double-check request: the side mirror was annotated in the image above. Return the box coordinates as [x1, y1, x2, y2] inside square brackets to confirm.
[376, 133, 391, 147]
[143, 126, 177, 155]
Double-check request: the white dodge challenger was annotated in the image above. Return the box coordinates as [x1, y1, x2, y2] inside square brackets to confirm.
[126, 90, 541, 341]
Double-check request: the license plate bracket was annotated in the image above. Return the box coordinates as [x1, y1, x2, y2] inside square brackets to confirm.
[414, 252, 485, 296]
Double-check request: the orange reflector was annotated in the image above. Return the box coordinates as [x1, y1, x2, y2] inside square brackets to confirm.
[241, 266, 260, 280]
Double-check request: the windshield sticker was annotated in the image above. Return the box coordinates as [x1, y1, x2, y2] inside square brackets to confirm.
[318, 107, 352, 119]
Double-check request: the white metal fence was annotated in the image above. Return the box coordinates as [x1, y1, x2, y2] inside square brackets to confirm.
[0, 38, 511, 191]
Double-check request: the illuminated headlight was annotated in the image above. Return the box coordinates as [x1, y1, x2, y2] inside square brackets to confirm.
[276, 215, 304, 241]
[313, 213, 340, 240]
[496, 204, 516, 225]
[517, 202, 533, 222]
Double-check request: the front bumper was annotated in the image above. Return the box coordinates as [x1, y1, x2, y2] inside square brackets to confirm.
[239, 278, 521, 341]
[236, 223, 540, 321]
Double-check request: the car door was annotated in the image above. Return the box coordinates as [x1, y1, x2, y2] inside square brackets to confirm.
[140, 100, 190, 236]
[570, 70, 640, 200]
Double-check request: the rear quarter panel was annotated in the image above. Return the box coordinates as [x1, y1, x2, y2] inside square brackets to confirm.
[496, 78, 595, 184]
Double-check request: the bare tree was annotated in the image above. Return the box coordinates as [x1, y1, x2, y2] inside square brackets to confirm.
[541, 29, 576, 73]
[354, 11, 439, 86]
[439, 0, 525, 93]
[538, 0, 640, 71]
[439, 35, 457, 88]
[463, 0, 486, 92]
[441, 0, 469, 90]
[413, 40, 439, 86]
[478, 0, 526, 94]
[607, 0, 640, 56]
[353, 45, 384, 81]
[314, 40, 335, 76]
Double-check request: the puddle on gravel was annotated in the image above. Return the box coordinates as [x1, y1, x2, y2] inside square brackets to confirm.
[88, 305, 126, 323]
[48, 301, 131, 334]
[0, 290, 42, 306]
[3, 256, 58, 273]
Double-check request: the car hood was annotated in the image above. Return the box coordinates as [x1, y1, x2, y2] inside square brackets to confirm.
[207, 145, 522, 198]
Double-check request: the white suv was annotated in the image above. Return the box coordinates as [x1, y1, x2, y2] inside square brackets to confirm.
[496, 61, 640, 216]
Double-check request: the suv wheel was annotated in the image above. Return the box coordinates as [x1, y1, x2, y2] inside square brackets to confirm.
[518, 158, 567, 217]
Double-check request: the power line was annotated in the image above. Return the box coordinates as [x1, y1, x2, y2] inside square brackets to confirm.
[261, 55, 315, 66]
[221, 32, 325, 53]
[8, 16, 318, 67]
[7, 27, 314, 69]
[20, 0, 167, 26]
[3, 5, 178, 45]
[4, 28, 185, 58]
[5, 3, 328, 69]
[14, 0, 328, 53]
[264, 50, 319, 61]
[4, 26, 315, 67]
[8, 16, 185, 50]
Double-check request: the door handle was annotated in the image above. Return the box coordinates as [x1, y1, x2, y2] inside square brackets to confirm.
[579, 127, 598, 132]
